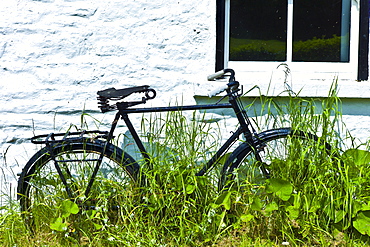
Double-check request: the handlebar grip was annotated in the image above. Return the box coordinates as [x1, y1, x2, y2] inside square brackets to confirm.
[207, 70, 225, 81]
[208, 84, 228, 98]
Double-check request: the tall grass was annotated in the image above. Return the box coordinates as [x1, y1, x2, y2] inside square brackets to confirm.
[1, 84, 370, 246]
[230, 80, 370, 245]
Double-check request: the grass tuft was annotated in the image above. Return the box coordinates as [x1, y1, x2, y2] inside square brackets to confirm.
[1, 82, 370, 246]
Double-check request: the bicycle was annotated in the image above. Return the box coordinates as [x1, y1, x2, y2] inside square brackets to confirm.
[17, 68, 331, 229]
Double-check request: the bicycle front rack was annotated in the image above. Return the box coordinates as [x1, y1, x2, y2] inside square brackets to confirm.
[31, 130, 110, 144]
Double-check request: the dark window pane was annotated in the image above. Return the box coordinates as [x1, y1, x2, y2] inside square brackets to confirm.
[292, 0, 351, 62]
[229, 0, 287, 61]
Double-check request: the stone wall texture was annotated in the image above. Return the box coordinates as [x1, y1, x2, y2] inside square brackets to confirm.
[0, 0, 216, 194]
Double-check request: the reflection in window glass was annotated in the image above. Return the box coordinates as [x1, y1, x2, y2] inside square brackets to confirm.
[229, 0, 287, 61]
[292, 0, 351, 62]
[229, 0, 351, 62]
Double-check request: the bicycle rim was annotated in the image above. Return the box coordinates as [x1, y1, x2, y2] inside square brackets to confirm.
[18, 140, 140, 231]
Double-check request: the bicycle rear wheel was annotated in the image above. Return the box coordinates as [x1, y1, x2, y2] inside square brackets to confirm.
[17, 139, 140, 231]
[219, 128, 333, 190]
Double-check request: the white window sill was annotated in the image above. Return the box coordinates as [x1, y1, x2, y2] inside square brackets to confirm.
[194, 68, 370, 99]
[193, 76, 370, 118]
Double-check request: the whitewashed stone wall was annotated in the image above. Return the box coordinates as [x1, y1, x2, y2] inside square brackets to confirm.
[1, 0, 215, 107]
[0, 0, 216, 196]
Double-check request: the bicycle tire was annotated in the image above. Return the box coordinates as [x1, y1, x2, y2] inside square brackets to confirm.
[17, 139, 140, 230]
[219, 127, 332, 190]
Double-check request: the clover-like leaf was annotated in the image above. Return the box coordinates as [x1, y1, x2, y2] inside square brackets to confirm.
[266, 178, 293, 201]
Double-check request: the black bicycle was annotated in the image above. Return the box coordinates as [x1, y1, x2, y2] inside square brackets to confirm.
[17, 69, 330, 228]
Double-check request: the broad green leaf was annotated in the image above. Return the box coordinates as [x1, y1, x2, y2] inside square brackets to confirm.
[352, 201, 364, 218]
[286, 205, 299, 219]
[186, 184, 195, 194]
[213, 191, 232, 210]
[266, 178, 293, 201]
[343, 149, 370, 166]
[361, 204, 370, 212]
[263, 201, 279, 216]
[240, 214, 254, 222]
[353, 211, 370, 236]
[93, 223, 103, 230]
[251, 197, 262, 211]
[334, 210, 345, 224]
[87, 210, 97, 219]
[61, 200, 79, 217]
[50, 217, 67, 232]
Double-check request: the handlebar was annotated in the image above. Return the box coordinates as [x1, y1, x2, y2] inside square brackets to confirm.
[208, 85, 229, 98]
[207, 70, 226, 81]
[207, 69, 238, 97]
[207, 68, 235, 81]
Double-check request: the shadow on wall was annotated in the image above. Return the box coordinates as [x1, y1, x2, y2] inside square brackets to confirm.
[194, 95, 370, 117]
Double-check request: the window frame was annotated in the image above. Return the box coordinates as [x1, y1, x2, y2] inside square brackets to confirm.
[216, 0, 369, 81]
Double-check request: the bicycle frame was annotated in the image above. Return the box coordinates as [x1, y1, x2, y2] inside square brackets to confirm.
[102, 90, 260, 177]
[21, 69, 274, 209]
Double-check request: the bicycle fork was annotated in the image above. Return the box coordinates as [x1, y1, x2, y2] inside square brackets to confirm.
[229, 93, 271, 179]
[250, 140, 271, 179]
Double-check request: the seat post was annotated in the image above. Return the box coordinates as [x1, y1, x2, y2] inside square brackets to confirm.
[120, 112, 152, 169]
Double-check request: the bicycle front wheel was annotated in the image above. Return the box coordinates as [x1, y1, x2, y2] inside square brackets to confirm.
[17, 139, 140, 230]
[219, 128, 333, 190]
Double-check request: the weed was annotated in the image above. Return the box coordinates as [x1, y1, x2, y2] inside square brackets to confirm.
[1, 82, 370, 246]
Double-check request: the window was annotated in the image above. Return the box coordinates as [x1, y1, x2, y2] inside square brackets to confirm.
[216, 0, 369, 80]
